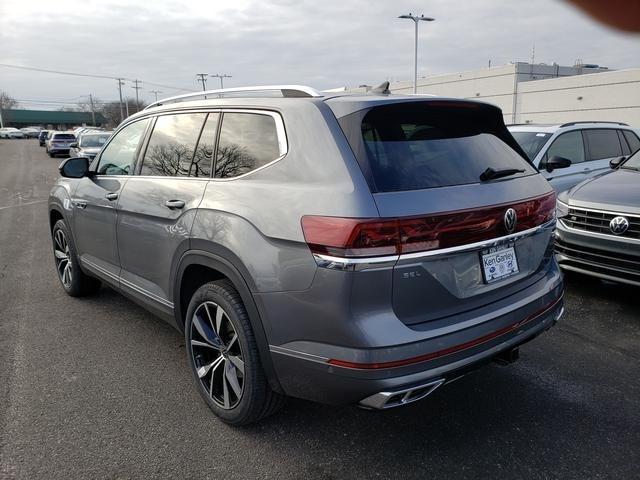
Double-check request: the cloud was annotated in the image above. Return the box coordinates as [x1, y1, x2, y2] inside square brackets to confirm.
[1, 0, 638, 106]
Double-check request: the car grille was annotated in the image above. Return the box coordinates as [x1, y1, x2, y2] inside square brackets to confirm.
[562, 207, 640, 239]
[555, 238, 640, 280]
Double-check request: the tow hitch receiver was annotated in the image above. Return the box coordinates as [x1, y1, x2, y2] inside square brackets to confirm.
[493, 347, 520, 365]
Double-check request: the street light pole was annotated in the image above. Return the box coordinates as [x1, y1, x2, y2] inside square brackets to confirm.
[398, 13, 435, 94]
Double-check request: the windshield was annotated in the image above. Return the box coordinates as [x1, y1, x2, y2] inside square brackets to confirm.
[510, 131, 551, 161]
[80, 134, 110, 147]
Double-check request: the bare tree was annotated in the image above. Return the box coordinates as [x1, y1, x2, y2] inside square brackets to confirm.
[99, 101, 123, 126]
[0, 91, 18, 110]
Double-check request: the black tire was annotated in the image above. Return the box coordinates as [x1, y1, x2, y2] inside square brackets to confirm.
[48, 151, 55, 158]
[185, 280, 285, 425]
[52, 219, 101, 297]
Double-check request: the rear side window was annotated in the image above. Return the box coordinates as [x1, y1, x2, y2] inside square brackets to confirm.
[584, 129, 622, 160]
[350, 103, 535, 192]
[546, 131, 585, 165]
[623, 130, 640, 154]
[141, 113, 207, 177]
[215, 113, 281, 179]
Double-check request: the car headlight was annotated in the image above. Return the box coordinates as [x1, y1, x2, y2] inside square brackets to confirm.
[556, 199, 569, 220]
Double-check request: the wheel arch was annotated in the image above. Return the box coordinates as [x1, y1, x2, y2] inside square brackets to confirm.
[174, 250, 283, 394]
[49, 206, 65, 232]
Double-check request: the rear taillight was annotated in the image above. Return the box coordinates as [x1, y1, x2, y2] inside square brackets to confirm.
[300, 216, 400, 257]
[301, 192, 556, 259]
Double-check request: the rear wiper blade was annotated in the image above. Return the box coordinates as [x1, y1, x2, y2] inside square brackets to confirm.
[480, 167, 525, 182]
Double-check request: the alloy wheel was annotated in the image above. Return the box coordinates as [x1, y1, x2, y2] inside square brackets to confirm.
[53, 229, 72, 288]
[190, 301, 245, 409]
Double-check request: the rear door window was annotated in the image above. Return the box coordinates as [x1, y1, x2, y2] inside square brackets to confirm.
[618, 131, 631, 156]
[545, 131, 585, 165]
[140, 113, 208, 177]
[583, 129, 622, 160]
[348, 103, 535, 192]
[214, 112, 282, 179]
[623, 130, 640, 154]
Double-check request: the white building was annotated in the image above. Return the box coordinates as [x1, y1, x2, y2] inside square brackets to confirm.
[346, 62, 640, 127]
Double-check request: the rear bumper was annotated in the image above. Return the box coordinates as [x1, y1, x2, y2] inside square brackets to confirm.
[555, 220, 640, 286]
[267, 264, 563, 406]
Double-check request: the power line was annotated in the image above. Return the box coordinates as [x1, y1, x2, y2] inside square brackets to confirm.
[0, 63, 195, 93]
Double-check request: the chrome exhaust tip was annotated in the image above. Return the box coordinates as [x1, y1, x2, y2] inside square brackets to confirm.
[358, 378, 445, 410]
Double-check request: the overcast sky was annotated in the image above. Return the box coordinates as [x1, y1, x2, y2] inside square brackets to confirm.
[1, 0, 638, 108]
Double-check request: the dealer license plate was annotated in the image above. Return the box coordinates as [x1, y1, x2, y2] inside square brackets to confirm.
[481, 245, 519, 283]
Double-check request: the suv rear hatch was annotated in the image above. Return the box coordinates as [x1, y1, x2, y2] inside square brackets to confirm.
[334, 99, 556, 326]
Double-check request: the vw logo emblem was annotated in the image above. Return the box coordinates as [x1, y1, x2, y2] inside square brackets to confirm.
[609, 216, 629, 235]
[504, 208, 517, 234]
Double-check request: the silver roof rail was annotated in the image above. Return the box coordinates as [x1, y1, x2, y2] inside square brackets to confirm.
[144, 85, 323, 110]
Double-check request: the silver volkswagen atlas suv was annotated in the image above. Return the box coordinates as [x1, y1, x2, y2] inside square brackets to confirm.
[48, 85, 565, 425]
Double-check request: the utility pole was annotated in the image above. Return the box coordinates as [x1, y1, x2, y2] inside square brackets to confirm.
[210, 74, 232, 89]
[398, 14, 435, 94]
[125, 99, 130, 118]
[150, 90, 163, 102]
[116, 78, 125, 122]
[132, 79, 142, 112]
[196, 73, 208, 91]
[88, 94, 96, 125]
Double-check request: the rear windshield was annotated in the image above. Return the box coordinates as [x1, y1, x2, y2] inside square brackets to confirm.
[510, 131, 551, 160]
[53, 134, 76, 140]
[343, 102, 535, 192]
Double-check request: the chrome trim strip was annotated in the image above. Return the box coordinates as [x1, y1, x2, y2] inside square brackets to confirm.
[399, 219, 556, 261]
[312, 220, 556, 270]
[269, 345, 329, 364]
[80, 257, 119, 282]
[559, 221, 640, 245]
[568, 205, 640, 220]
[312, 253, 399, 271]
[81, 258, 174, 309]
[94, 109, 288, 182]
[119, 277, 174, 309]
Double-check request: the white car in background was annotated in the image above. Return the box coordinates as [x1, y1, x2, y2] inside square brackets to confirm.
[509, 121, 640, 193]
[20, 127, 42, 138]
[0, 127, 25, 139]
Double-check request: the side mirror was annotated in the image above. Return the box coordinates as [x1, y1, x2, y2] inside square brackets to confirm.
[59, 157, 90, 178]
[69, 142, 78, 148]
[546, 155, 572, 173]
[610, 156, 626, 169]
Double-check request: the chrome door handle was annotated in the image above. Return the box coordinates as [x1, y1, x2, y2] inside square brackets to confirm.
[105, 192, 119, 201]
[165, 199, 185, 209]
[74, 201, 87, 209]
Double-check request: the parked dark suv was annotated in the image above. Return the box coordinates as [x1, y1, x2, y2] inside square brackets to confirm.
[48, 85, 565, 425]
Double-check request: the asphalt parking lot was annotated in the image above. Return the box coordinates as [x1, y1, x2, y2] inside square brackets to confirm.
[0, 139, 639, 479]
